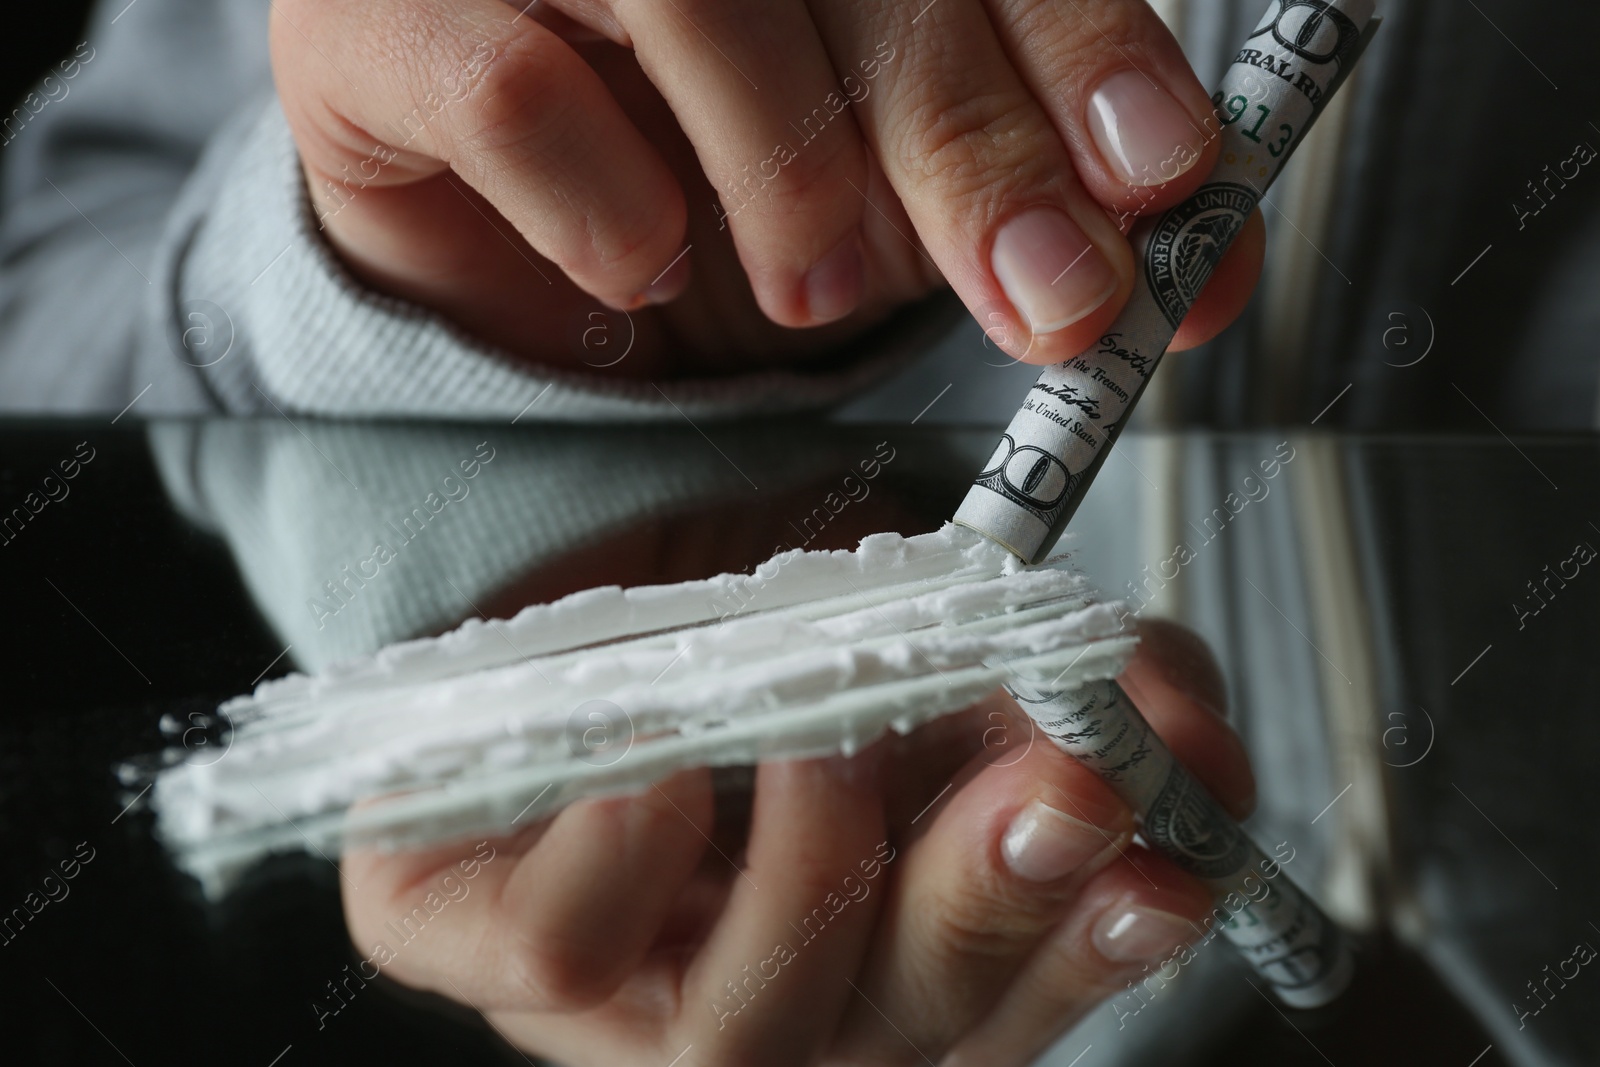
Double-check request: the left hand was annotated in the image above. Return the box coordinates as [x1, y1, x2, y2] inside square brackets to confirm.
[275, 0, 1262, 379]
[340, 619, 1252, 1066]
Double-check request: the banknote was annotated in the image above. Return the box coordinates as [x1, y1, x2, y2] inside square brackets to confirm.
[956, 0, 1379, 563]
[1009, 676, 1352, 1007]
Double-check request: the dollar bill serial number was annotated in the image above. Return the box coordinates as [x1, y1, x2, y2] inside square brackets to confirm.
[1212, 92, 1295, 159]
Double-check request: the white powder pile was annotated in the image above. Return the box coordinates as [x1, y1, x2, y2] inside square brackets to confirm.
[151, 523, 1133, 897]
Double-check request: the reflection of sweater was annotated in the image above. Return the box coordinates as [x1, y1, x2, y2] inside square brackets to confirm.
[4, 1, 1598, 427]
[146, 419, 873, 670]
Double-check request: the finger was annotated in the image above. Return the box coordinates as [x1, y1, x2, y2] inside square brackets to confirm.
[940, 847, 1212, 1067]
[810, 1, 1136, 365]
[833, 717, 1137, 1063]
[341, 826, 538, 914]
[343, 768, 713, 1014]
[613, 0, 872, 326]
[986, 0, 1218, 214]
[1169, 207, 1266, 352]
[489, 767, 715, 1011]
[680, 749, 887, 1066]
[341, 825, 527, 998]
[1121, 619, 1256, 819]
[271, 0, 688, 309]
[987, 0, 1264, 353]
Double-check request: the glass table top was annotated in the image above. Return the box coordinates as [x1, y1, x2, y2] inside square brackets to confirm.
[2, 418, 1594, 1066]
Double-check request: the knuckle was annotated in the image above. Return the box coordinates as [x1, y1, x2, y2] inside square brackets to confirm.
[1045, 0, 1142, 50]
[921, 878, 1041, 963]
[749, 123, 866, 220]
[1043, 0, 1148, 48]
[1000, 0, 1176, 96]
[457, 31, 574, 163]
[597, 191, 685, 277]
[503, 930, 612, 1013]
[894, 85, 1043, 199]
[451, 31, 684, 282]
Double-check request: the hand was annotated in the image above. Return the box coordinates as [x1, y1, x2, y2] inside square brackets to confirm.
[270, 0, 1261, 378]
[340, 619, 1254, 1066]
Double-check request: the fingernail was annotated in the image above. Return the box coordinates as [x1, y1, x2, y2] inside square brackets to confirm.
[1000, 799, 1116, 883]
[1092, 898, 1195, 964]
[804, 236, 864, 324]
[1087, 70, 1207, 188]
[640, 249, 691, 305]
[991, 208, 1118, 335]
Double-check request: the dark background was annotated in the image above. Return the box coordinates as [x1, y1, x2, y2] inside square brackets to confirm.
[0, 423, 517, 1064]
[0, 422, 1539, 1067]
[2, 2, 95, 137]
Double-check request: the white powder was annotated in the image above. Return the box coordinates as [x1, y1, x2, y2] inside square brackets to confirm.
[152, 524, 1132, 897]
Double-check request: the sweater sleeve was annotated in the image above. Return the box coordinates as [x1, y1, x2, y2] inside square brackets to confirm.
[0, 0, 957, 419]
[0, 0, 271, 413]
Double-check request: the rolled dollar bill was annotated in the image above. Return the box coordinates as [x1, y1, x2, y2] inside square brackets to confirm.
[956, 0, 1379, 563]
[1009, 676, 1352, 1007]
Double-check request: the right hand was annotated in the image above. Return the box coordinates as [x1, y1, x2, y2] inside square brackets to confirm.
[269, 0, 1262, 380]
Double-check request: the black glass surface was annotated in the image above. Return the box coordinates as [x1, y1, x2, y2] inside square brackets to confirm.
[2, 419, 1595, 1066]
